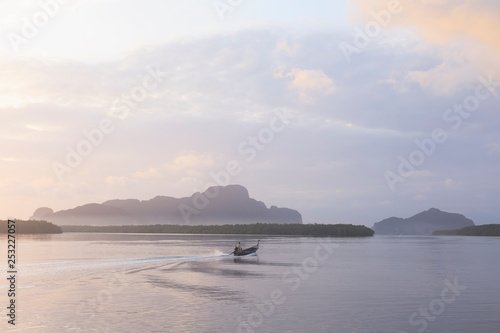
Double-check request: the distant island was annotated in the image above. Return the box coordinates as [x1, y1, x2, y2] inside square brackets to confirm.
[62, 223, 374, 237]
[372, 208, 474, 235]
[31, 185, 302, 226]
[433, 224, 500, 236]
[1, 220, 62, 234]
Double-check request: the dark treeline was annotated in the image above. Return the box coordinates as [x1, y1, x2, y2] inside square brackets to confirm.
[1, 220, 62, 234]
[433, 224, 500, 236]
[62, 223, 374, 237]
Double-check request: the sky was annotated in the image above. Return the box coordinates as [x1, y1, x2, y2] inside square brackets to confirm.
[1, 0, 499, 226]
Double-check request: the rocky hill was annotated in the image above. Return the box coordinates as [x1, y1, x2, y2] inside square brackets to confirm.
[31, 184, 302, 226]
[372, 208, 474, 235]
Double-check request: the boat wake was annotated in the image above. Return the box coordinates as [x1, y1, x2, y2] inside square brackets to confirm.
[0, 253, 242, 290]
[14, 253, 234, 277]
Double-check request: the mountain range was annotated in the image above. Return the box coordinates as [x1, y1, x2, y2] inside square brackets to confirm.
[372, 208, 475, 235]
[31, 184, 302, 226]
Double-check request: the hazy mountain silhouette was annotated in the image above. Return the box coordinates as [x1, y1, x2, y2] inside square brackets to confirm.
[372, 208, 475, 235]
[31, 184, 302, 226]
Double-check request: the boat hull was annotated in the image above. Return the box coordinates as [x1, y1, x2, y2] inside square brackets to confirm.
[231, 241, 259, 257]
[233, 249, 258, 256]
[233, 252, 257, 257]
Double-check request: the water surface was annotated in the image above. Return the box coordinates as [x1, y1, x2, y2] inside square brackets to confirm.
[1, 233, 499, 332]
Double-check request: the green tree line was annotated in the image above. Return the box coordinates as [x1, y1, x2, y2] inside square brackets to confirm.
[1, 220, 62, 234]
[62, 223, 374, 237]
[433, 224, 500, 236]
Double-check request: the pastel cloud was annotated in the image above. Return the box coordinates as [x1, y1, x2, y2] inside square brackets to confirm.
[132, 167, 164, 180]
[276, 67, 335, 104]
[287, 68, 335, 94]
[349, 0, 500, 47]
[106, 176, 129, 186]
[348, 0, 500, 94]
[164, 152, 214, 172]
[275, 39, 300, 56]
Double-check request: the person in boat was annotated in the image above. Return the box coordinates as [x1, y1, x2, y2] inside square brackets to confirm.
[234, 242, 242, 255]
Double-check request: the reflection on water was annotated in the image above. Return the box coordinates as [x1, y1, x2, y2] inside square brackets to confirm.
[0, 233, 499, 332]
[165, 260, 267, 278]
[146, 275, 247, 303]
[17, 233, 55, 241]
[232, 255, 259, 264]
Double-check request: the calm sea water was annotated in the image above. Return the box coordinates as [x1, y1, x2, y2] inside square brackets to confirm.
[1, 233, 499, 332]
